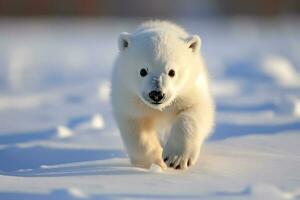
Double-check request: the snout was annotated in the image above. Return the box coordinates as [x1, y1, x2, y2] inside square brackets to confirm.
[148, 90, 165, 104]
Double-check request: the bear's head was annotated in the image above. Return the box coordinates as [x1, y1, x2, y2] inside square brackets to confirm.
[116, 30, 202, 111]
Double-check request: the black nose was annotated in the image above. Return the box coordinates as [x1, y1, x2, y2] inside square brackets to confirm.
[149, 90, 165, 102]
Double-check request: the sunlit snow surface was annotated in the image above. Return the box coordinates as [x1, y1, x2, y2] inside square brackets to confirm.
[0, 18, 299, 200]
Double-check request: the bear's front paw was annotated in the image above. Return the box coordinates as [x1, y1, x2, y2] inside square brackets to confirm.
[162, 141, 200, 170]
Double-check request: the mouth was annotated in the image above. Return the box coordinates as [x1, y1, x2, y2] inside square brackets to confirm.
[150, 101, 163, 105]
[141, 93, 171, 110]
[146, 96, 171, 107]
[148, 96, 166, 105]
[141, 95, 166, 107]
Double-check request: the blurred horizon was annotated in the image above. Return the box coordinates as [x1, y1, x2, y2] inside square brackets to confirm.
[0, 0, 299, 19]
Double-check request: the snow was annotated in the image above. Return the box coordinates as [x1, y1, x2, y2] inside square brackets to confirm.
[149, 164, 164, 173]
[67, 187, 89, 199]
[57, 126, 73, 139]
[0, 18, 300, 200]
[90, 114, 105, 130]
[294, 99, 300, 117]
[262, 55, 300, 87]
[246, 184, 300, 199]
[98, 81, 111, 102]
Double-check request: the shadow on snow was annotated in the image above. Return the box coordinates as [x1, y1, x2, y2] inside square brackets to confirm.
[0, 146, 125, 173]
[209, 121, 300, 141]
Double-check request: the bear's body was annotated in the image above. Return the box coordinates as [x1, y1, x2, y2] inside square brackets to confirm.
[111, 21, 215, 170]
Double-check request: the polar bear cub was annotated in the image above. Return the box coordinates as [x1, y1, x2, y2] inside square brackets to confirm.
[111, 21, 215, 170]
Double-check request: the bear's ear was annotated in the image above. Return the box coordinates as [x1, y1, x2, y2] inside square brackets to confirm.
[186, 35, 201, 53]
[118, 32, 131, 51]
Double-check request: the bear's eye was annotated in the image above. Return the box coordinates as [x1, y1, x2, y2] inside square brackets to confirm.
[140, 68, 148, 77]
[168, 69, 175, 77]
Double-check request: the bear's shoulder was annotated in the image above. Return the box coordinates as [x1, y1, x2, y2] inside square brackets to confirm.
[134, 20, 188, 37]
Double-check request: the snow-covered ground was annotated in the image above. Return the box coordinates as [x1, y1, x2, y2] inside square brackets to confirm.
[0, 18, 299, 200]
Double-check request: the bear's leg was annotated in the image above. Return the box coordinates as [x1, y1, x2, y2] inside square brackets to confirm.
[163, 105, 213, 170]
[117, 116, 166, 169]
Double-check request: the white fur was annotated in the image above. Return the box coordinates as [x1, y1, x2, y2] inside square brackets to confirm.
[111, 21, 215, 170]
